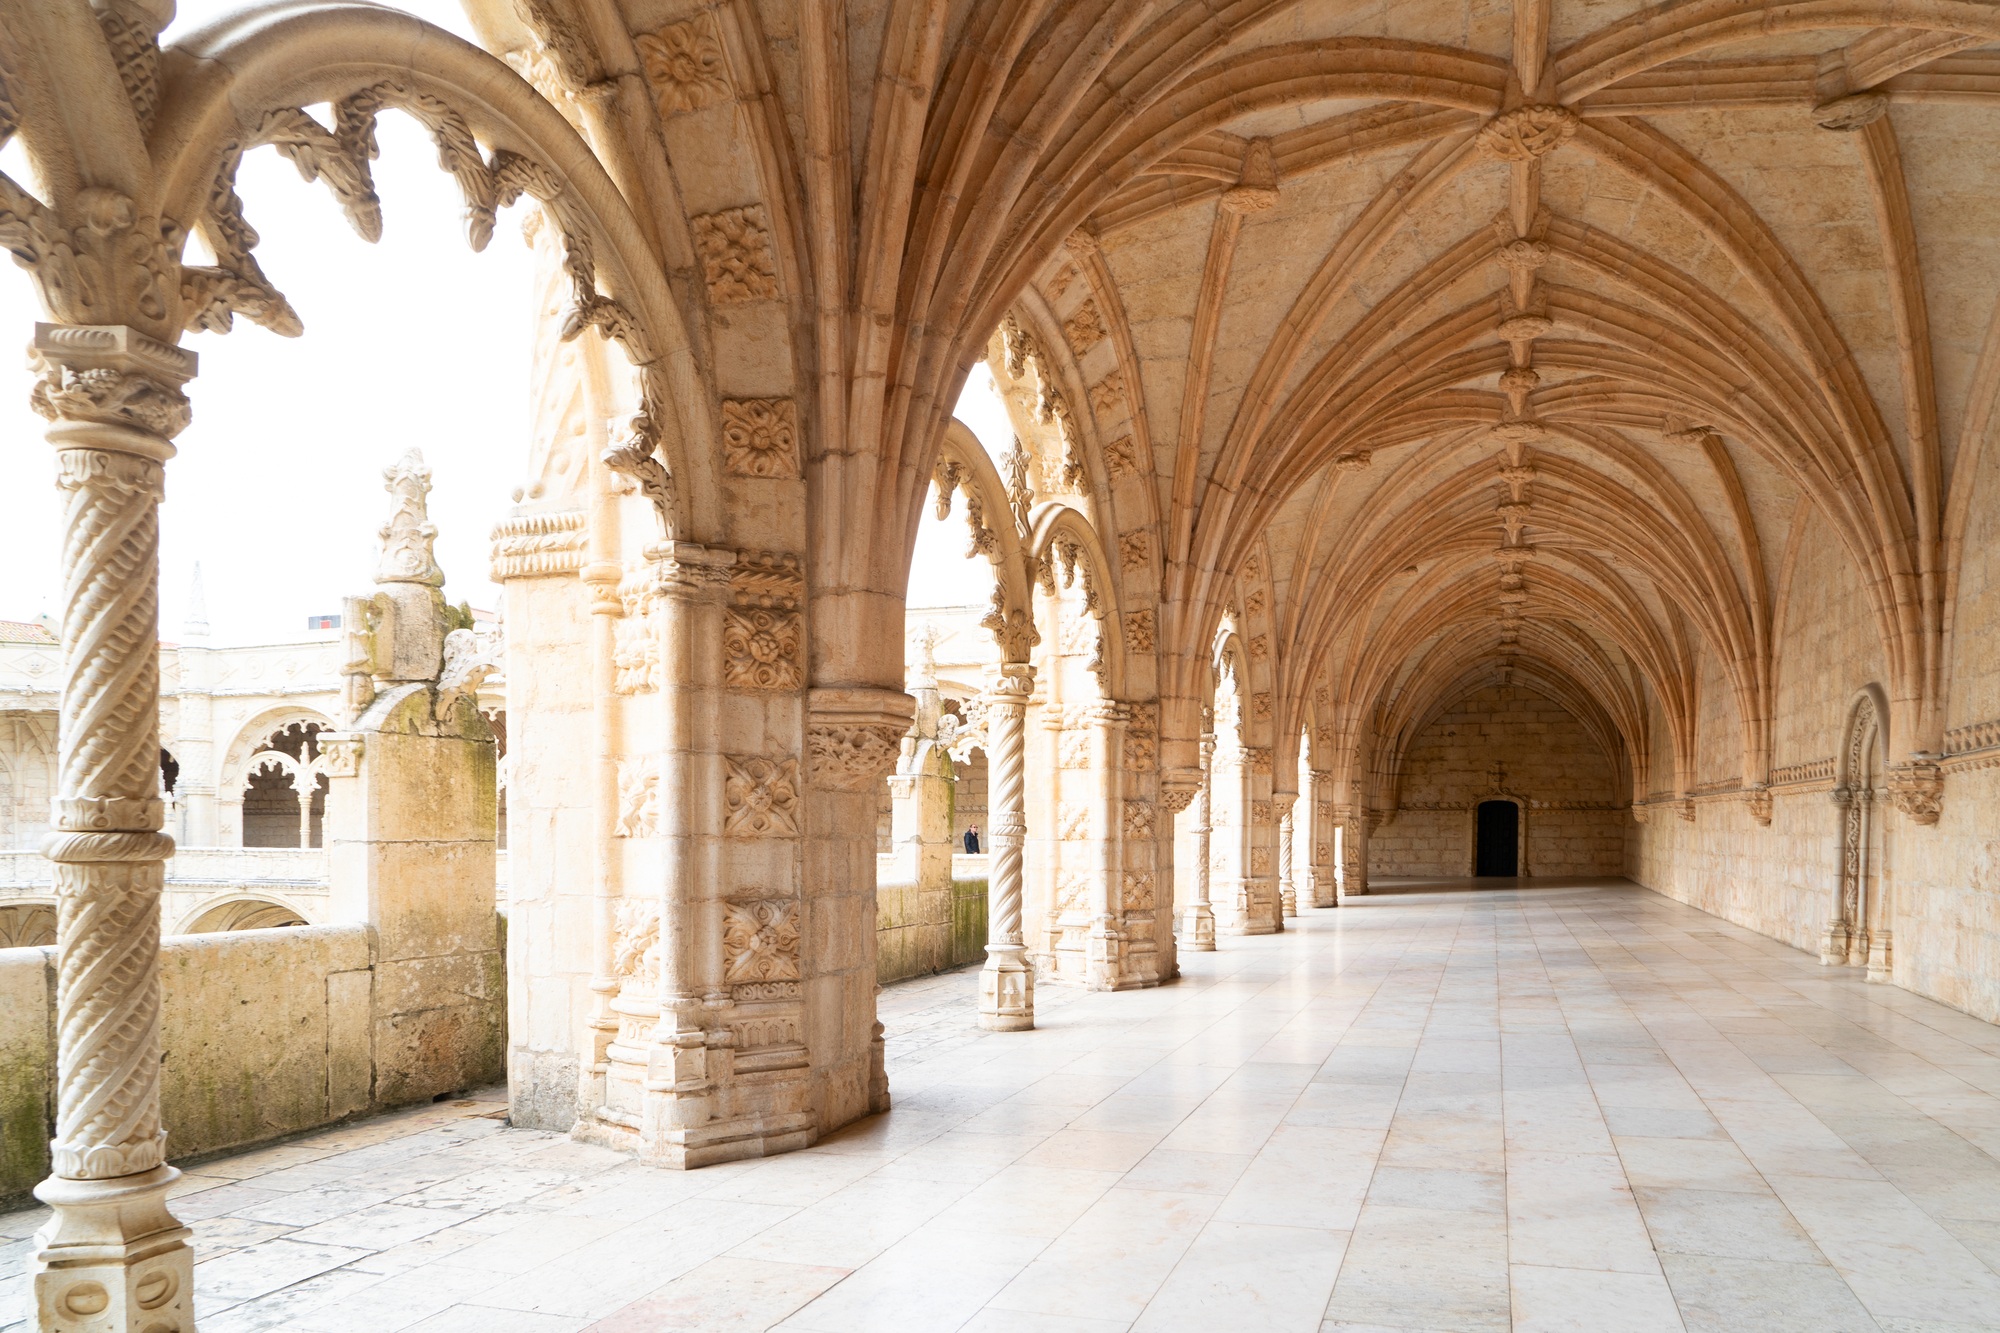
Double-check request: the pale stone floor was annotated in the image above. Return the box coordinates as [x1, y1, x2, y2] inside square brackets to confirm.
[10, 878, 2000, 1332]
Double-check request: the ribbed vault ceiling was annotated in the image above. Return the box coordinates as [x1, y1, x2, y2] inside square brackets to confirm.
[987, 2, 2000, 801]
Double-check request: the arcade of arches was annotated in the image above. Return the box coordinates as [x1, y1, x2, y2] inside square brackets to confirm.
[8, 0, 2000, 1327]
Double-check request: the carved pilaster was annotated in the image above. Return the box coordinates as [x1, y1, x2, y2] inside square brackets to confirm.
[29, 324, 197, 1333]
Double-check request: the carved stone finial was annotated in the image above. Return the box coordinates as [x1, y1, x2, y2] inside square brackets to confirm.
[376, 448, 445, 587]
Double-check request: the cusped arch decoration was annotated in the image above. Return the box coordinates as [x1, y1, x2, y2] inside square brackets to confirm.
[1028, 501, 1127, 700]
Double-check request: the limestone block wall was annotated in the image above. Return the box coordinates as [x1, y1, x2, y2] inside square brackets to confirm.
[0, 922, 504, 1204]
[1628, 511, 2000, 1026]
[1371, 684, 1624, 878]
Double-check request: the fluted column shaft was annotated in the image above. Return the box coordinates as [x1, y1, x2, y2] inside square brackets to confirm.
[30, 323, 197, 1333]
[979, 665, 1034, 1029]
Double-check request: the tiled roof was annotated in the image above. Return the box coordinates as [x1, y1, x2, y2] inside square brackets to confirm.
[0, 620, 56, 645]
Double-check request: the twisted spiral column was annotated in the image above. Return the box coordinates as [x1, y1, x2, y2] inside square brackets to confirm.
[979, 666, 1034, 1030]
[29, 324, 197, 1333]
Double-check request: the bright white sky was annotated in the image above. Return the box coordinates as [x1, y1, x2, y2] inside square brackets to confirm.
[0, 0, 996, 642]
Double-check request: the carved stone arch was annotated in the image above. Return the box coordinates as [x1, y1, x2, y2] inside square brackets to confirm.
[177, 893, 312, 934]
[145, 2, 718, 539]
[1824, 683, 1893, 975]
[220, 706, 339, 794]
[1210, 626, 1250, 749]
[1028, 502, 1127, 700]
[933, 418, 1034, 616]
[1838, 684, 1894, 793]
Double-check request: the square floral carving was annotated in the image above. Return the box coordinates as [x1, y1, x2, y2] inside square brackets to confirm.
[636, 17, 731, 117]
[692, 205, 781, 303]
[724, 754, 800, 836]
[723, 606, 801, 690]
[1063, 300, 1106, 355]
[723, 899, 801, 983]
[722, 398, 800, 478]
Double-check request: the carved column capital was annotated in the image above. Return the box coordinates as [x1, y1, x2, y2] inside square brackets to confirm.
[806, 686, 915, 791]
[30, 323, 195, 449]
[1888, 757, 1943, 825]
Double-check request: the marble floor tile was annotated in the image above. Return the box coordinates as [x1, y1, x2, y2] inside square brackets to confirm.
[27, 881, 2000, 1333]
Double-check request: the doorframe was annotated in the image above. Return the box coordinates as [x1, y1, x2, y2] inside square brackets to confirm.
[1464, 791, 1529, 878]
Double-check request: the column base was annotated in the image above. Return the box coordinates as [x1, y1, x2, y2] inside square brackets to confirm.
[1180, 904, 1216, 951]
[1818, 921, 1849, 966]
[1866, 931, 1893, 984]
[32, 1165, 194, 1333]
[1280, 886, 1298, 918]
[978, 943, 1035, 1031]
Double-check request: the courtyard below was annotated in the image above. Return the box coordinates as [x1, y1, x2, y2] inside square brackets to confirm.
[7, 879, 2000, 1332]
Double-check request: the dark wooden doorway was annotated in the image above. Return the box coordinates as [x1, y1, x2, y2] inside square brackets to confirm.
[1475, 800, 1518, 876]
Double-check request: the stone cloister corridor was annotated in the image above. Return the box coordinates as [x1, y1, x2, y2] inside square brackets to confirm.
[8, 881, 2000, 1332]
[15, 0, 2000, 1327]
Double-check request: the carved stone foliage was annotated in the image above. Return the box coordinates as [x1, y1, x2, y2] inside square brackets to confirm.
[1058, 729, 1092, 769]
[722, 398, 799, 478]
[1247, 635, 1270, 662]
[724, 755, 801, 836]
[1057, 803, 1090, 840]
[614, 574, 660, 695]
[612, 898, 661, 989]
[1250, 848, 1272, 875]
[691, 205, 781, 303]
[614, 757, 660, 838]
[807, 724, 904, 791]
[1746, 787, 1773, 826]
[1091, 372, 1126, 417]
[981, 584, 1041, 662]
[1122, 872, 1156, 911]
[724, 607, 802, 691]
[27, 327, 191, 446]
[1252, 801, 1273, 826]
[1063, 300, 1106, 355]
[1118, 530, 1150, 572]
[723, 899, 802, 985]
[1889, 760, 1943, 825]
[1125, 705, 1158, 771]
[1104, 435, 1138, 479]
[1125, 610, 1156, 652]
[1123, 802, 1156, 839]
[1054, 872, 1091, 917]
[636, 16, 732, 117]
[1253, 692, 1273, 720]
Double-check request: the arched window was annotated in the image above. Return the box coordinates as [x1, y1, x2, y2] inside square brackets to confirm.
[242, 722, 329, 849]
